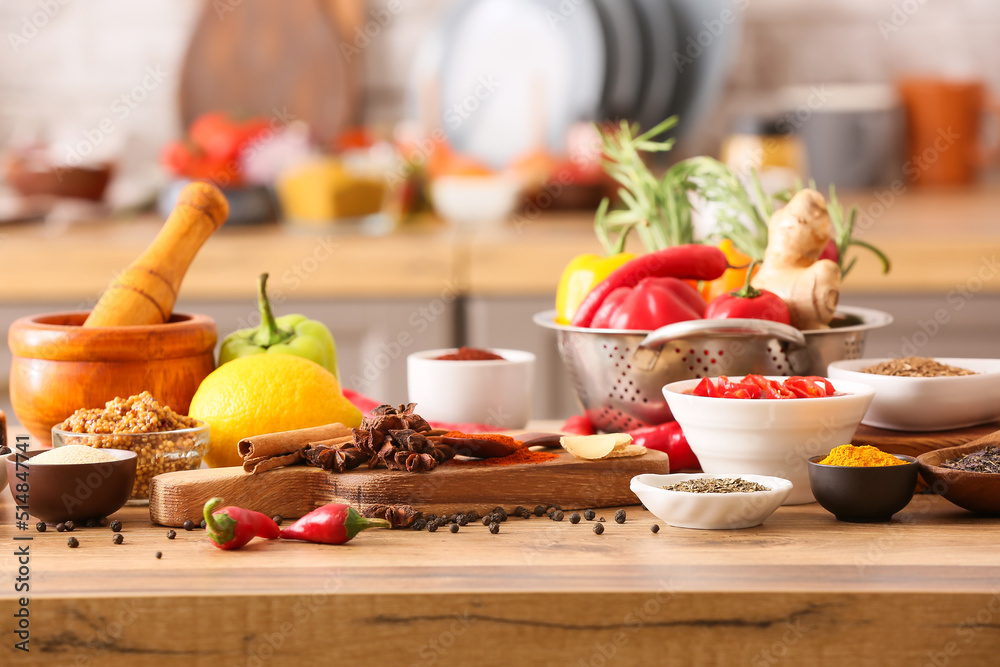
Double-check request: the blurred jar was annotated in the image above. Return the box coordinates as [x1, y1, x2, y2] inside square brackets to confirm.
[720, 114, 807, 194]
[276, 146, 393, 233]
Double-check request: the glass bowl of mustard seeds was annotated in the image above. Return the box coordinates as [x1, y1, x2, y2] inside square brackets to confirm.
[52, 392, 209, 503]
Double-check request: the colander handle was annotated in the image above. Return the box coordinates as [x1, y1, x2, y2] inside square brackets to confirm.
[638, 319, 807, 349]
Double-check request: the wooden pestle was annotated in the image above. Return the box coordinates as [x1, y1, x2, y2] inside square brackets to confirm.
[84, 182, 229, 327]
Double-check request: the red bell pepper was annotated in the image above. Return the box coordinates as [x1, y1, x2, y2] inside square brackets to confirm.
[704, 262, 791, 325]
[203, 498, 280, 550]
[629, 421, 700, 471]
[571, 245, 727, 327]
[561, 414, 596, 436]
[279, 503, 390, 545]
[590, 276, 707, 330]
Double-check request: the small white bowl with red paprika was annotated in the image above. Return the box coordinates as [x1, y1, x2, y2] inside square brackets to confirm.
[407, 347, 535, 429]
[663, 375, 875, 505]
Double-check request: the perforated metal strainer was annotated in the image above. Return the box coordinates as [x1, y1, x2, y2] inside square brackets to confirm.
[534, 306, 892, 432]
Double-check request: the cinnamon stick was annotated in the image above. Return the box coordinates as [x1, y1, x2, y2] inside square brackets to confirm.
[238, 423, 354, 474]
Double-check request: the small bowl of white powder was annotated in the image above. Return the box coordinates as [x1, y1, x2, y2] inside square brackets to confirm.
[4, 446, 137, 524]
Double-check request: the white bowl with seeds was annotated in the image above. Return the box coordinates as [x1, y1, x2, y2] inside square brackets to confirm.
[828, 357, 1000, 432]
[630, 473, 793, 530]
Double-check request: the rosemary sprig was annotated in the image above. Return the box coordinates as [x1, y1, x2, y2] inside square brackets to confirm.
[594, 116, 693, 255]
[826, 185, 891, 279]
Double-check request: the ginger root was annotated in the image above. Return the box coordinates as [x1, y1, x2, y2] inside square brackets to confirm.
[752, 189, 840, 330]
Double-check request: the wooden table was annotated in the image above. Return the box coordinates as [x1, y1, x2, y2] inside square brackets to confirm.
[2, 491, 999, 666]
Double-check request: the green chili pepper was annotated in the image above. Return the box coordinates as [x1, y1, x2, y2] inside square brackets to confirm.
[218, 273, 339, 378]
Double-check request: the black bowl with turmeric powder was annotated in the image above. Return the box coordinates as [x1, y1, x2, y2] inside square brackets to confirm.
[808, 453, 918, 523]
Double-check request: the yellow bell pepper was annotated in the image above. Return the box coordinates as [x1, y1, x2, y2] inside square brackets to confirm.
[701, 240, 755, 303]
[555, 252, 635, 324]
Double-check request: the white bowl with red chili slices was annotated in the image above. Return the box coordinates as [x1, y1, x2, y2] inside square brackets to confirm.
[827, 357, 1000, 432]
[662, 375, 875, 505]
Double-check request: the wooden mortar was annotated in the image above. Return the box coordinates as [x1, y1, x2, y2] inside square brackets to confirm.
[8, 312, 217, 446]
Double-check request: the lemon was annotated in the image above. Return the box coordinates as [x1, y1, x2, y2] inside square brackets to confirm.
[189, 353, 362, 468]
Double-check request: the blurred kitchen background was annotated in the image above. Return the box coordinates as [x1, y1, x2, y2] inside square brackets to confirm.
[2, 0, 999, 419]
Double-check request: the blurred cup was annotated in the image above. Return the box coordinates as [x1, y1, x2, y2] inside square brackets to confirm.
[897, 79, 1000, 185]
[779, 84, 903, 190]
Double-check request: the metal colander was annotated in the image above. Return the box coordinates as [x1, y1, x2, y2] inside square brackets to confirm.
[534, 306, 892, 432]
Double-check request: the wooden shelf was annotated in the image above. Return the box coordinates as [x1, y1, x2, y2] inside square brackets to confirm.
[2, 184, 999, 302]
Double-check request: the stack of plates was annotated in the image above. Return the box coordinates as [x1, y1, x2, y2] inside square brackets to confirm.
[410, 0, 744, 168]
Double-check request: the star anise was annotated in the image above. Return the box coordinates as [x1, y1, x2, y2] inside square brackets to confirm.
[363, 504, 422, 528]
[390, 450, 438, 472]
[303, 444, 366, 473]
[340, 405, 453, 472]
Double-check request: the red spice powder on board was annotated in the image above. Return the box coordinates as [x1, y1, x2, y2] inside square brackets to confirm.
[450, 448, 559, 467]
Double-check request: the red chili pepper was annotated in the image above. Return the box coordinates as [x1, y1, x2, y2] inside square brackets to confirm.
[704, 262, 791, 325]
[692, 375, 837, 400]
[279, 503, 390, 545]
[590, 276, 707, 330]
[561, 414, 596, 436]
[203, 497, 280, 550]
[571, 245, 728, 328]
[629, 421, 700, 471]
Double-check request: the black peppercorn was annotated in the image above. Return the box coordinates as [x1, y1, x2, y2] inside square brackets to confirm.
[650, 524, 660, 534]
[569, 513, 581, 524]
[64, 521, 76, 532]
[599, 517, 606, 522]
[166, 530, 177, 540]
[492, 507, 507, 521]
[183, 520, 195, 531]
[489, 522, 500, 535]
[56, 523, 66, 532]
[85, 518, 98, 528]
[584, 509, 595, 521]
[481, 515, 492, 526]
[99, 517, 109, 527]
[67, 537, 79, 548]
[513, 506, 527, 517]
[457, 514, 469, 526]
[593, 523, 604, 535]
[110, 520, 122, 533]
[548, 504, 562, 512]
[425, 514, 438, 523]
[533, 505, 547, 517]
[615, 509, 626, 524]
[412, 520, 427, 531]
[551, 510, 564, 522]
[449, 524, 459, 533]
[155, 551, 162, 559]
[466, 511, 481, 522]
[272, 515, 283, 526]
[427, 522, 439, 532]
[113, 534, 124, 545]
[200, 519, 207, 529]
[35, 522, 46, 532]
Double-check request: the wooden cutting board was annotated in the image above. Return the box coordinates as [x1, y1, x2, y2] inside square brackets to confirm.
[853, 421, 1000, 458]
[149, 450, 669, 527]
[179, 0, 359, 142]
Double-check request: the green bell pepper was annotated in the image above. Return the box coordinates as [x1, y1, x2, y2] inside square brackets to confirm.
[218, 273, 339, 379]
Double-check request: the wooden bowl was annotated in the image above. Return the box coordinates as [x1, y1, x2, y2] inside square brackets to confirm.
[918, 441, 1000, 515]
[5, 449, 137, 523]
[8, 312, 217, 446]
